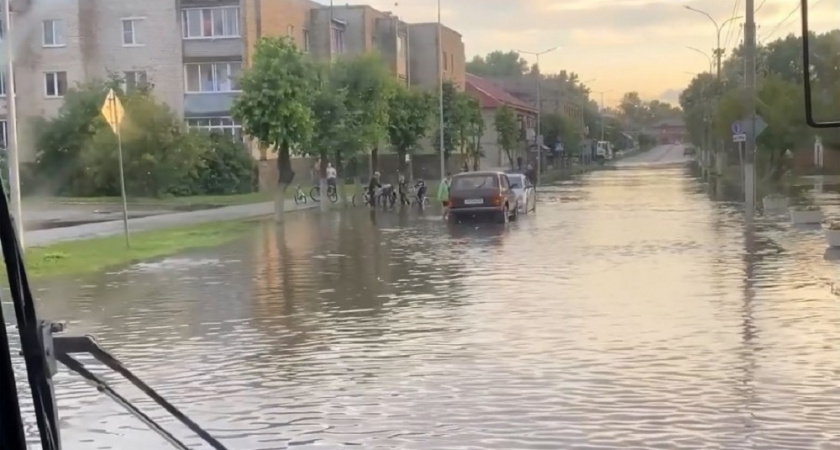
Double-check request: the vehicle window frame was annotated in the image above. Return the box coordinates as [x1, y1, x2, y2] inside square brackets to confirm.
[500, 175, 510, 190]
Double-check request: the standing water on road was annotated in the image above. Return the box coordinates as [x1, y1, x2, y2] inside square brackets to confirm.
[13, 152, 840, 449]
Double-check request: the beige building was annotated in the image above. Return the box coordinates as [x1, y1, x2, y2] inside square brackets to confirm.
[408, 23, 465, 90]
[2, 0, 464, 171]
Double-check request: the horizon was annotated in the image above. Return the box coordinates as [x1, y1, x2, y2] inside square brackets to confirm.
[329, 0, 836, 107]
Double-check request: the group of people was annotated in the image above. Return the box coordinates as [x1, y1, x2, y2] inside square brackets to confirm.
[365, 171, 454, 219]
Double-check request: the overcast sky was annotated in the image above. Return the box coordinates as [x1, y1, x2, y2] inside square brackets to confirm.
[331, 0, 835, 106]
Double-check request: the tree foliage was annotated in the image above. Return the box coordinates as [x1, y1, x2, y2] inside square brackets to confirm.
[232, 36, 314, 186]
[30, 76, 255, 197]
[387, 85, 433, 172]
[330, 52, 396, 174]
[681, 29, 840, 179]
[494, 105, 520, 168]
[466, 51, 529, 78]
[431, 81, 482, 163]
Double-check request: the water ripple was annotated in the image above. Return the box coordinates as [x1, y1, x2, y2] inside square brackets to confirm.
[4, 164, 840, 449]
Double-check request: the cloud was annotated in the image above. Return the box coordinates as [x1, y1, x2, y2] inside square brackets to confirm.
[658, 88, 682, 104]
[328, 0, 835, 104]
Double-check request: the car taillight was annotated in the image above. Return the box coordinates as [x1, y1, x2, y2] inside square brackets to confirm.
[492, 193, 502, 206]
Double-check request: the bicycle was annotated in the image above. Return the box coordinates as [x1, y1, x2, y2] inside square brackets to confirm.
[310, 183, 338, 203]
[351, 190, 372, 207]
[292, 185, 307, 205]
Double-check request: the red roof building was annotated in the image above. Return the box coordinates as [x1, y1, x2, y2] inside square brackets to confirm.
[465, 73, 538, 170]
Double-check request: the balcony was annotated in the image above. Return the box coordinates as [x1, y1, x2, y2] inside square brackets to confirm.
[184, 92, 238, 116]
[183, 38, 243, 59]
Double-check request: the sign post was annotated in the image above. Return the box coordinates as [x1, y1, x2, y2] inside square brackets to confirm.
[101, 89, 130, 248]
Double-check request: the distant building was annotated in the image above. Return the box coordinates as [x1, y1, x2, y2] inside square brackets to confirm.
[649, 119, 686, 145]
[465, 73, 537, 170]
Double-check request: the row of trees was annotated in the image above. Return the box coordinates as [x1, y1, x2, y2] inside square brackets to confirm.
[233, 37, 489, 217]
[680, 30, 840, 181]
[468, 50, 681, 150]
[30, 76, 256, 197]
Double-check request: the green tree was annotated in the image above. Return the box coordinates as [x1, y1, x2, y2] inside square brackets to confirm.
[432, 81, 469, 166]
[331, 52, 395, 177]
[387, 85, 433, 174]
[494, 104, 519, 169]
[466, 51, 528, 78]
[232, 36, 314, 220]
[462, 97, 485, 170]
[309, 63, 349, 206]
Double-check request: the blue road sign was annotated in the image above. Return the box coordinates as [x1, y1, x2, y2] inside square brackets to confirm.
[731, 121, 743, 135]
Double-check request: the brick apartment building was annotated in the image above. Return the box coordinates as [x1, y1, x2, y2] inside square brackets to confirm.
[0, 0, 466, 171]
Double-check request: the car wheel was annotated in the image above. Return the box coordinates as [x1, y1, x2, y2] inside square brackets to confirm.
[496, 205, 509, 224]
[510, 204, 518, 221]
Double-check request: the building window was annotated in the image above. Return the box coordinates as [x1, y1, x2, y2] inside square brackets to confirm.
[186, 117, 243, 142]
[44, 71, 67, 97]
[122, 18, 145, 46]
[450, 54, 454, 71]
[42, 19, 66, 47]
[0, 71, 5, 97]
[123, 70, 148, 91]
[184, 62, 241, 93]
[287, 24, 294, 37]
[181, 7, 240, 39]
[330, 25, 345, 54]
[303, 29, 310, 53]
[0, 120, 7, 149]
[443, 51, 448, 70]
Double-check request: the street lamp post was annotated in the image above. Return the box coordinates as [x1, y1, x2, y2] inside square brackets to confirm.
[591, 89, 612, 141]
[437, 0, 445, 180]
[686, 46, 714, 74]
[683, 6, 741, 79]
[517, 46, 559, 177]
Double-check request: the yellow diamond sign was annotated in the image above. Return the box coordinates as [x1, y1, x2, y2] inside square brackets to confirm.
[101, 88, 125, 134]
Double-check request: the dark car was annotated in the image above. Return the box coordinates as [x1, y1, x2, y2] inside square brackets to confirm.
[683, 146, 696, 156]
[448, 171, 518, 223]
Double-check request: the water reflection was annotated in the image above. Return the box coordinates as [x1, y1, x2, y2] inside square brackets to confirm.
[7, 163, 840, 449]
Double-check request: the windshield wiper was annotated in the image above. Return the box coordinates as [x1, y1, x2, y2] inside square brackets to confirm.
[0, 180, 230, 449]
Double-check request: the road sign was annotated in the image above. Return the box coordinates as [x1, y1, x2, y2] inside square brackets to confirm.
[731, 121, 744, 135]
[100, 89, 124, 134]
[733, 133, 746, 143]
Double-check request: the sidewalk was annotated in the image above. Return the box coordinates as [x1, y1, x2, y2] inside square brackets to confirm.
[25, 199, 317, 247]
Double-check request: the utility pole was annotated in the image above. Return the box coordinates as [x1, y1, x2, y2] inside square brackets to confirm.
[518, 47, 558, 177]
[683, 6, 741, 80]
[743, 0, 756, 219]
[437, 0, 445, 180]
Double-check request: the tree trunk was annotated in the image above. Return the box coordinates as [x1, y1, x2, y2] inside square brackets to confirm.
[397, 148, 407, 175]
[371, 146, 379, 177]
[276, 142, 294, 222]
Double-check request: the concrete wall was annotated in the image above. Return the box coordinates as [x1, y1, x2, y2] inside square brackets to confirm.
[86, 0, 184, 116]
[408, 23, 464, 90]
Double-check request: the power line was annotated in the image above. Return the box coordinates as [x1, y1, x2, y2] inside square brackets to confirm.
[755, 0, 767, 13]
[723, 0, 742, 50]
[761, 3, 800, 42]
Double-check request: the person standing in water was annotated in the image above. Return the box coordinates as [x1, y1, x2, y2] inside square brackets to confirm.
[437, 173, 452, 220]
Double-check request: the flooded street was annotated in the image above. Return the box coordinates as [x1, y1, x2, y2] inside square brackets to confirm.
[14, 157, 840, 449]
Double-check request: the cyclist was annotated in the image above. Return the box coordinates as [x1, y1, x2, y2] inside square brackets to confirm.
[367, 171, 382, 206]
[326, 162, 337, 194]
[415, 179, 427, 206]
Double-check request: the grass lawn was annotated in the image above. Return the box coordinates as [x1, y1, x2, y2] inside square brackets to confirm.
[15, 220, 256, 279]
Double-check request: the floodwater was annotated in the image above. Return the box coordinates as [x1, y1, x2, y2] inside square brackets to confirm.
[9, 151, 840, 449]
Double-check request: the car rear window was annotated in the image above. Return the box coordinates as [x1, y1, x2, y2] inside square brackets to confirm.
[452, 175, 500, 190]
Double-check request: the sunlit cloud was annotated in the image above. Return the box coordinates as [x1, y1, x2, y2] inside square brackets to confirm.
[324, 0, 837, 105]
